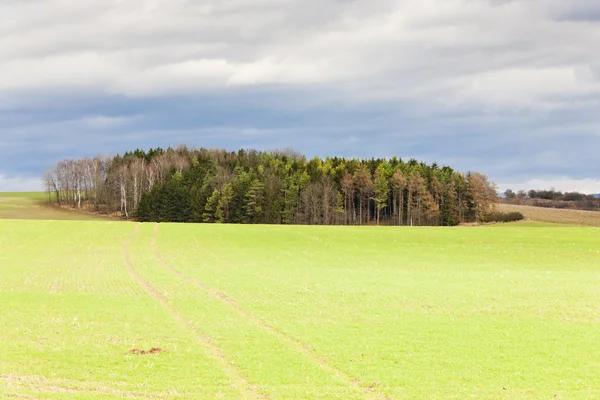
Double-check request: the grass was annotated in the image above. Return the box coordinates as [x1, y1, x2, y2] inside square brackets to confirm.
[1, 219, 599, 399]
[0, 192, 106, 221]
[499, 203, 600, 227]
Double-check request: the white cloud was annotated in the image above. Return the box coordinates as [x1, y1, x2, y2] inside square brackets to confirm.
[79, 115, 143, 129]
[497, 178, 600, 195]
[0, 175, 42, 192]
[453, 67, 600, 110]
[1, 0, 599, 109]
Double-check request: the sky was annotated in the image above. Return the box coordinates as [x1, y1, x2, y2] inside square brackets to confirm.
[1, 0, 600, 193]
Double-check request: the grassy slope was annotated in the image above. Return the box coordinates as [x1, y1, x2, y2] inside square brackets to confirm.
[499, 203, 600, 227]
[0, 192, 105, 221]
[1, 220, 599, 399]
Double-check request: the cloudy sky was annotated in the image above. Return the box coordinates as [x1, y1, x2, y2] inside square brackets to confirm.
[1, 0, 599, 193]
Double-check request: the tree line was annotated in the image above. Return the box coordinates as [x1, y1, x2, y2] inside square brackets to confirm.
[503, 188, 599, 211]
[44, 146, 499, 226]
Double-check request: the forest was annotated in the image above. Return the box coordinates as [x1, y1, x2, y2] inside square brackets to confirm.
[43, 146, 498, 226]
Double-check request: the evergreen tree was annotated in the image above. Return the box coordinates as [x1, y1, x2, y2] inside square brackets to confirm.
[203, 189, 220, 223]
[246, 179, 264, 223]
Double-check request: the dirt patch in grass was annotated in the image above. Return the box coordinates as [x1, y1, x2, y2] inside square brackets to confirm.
[128, 347, 167, 355]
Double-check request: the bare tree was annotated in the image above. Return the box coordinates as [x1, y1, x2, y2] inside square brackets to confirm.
[391, 169, 406, 225]
[146, 162, 158, 192]
[341, 170, 355, 225]
[374, 166, 389, 226]
[353, 166, 374, 225]
[89, 156, 105, 210]
[320, 176, 338, 225]
[43, 168, 58, 204]
[429, 176, 443, 225]
[214, 165, 233, 193]
[407, 171, 426, 226]
[118, 164, 129, 219]
[130, 158, 146, 210]
[153, 153, 172, 184]
[467, 172, 498, 222]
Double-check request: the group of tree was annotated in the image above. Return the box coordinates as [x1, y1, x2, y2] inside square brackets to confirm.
[44, 146, 499, 226]
[503, 188, 600, 211]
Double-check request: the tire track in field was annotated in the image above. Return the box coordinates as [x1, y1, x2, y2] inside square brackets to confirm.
[123, 224, 269, 400]
[151, 224, 393, 400]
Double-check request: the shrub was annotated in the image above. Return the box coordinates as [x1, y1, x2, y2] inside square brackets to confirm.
[482, 211, 525, 223]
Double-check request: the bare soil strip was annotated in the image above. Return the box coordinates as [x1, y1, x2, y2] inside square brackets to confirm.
[151, 224, 393, 400]
[123, 225, 269, 400]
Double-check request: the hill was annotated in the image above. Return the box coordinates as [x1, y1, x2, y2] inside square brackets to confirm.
[498, 203, 600, 227]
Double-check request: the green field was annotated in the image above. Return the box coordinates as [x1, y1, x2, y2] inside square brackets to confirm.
[1, 215, 599, 399]
[0, 192, 105, 221]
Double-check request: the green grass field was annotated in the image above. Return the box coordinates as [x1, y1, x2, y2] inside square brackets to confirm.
[0, 192, 105, 221]
[1, 216, 599, 399]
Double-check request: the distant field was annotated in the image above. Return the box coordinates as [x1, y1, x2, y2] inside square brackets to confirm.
[0, 192, 105, 221]
[499, 203, 600, 227]
[0, 191, 46, 199]
[1, 220, 599, 399]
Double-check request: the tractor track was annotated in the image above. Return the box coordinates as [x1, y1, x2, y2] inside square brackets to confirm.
[123, 224, 269, 400]
[151, 224, 393, 400]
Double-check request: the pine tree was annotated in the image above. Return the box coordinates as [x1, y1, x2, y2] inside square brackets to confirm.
[246, 179, 264, 224]
[217, 183, 234, 223]
[203, 189, 220, 223]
